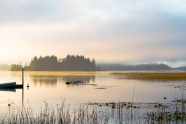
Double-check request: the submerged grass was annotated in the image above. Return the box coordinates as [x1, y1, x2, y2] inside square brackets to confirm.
[111, 72, 186, 81]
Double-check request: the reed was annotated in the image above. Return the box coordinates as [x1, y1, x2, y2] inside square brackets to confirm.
[2, 100, 186, 124]
[111, 72, 186, 81]
[0, 100, 186, 124]
[0, 101, 122, 124]
[1, 96, 153, 124]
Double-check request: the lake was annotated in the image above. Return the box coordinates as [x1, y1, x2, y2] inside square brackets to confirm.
[0, 70, 186, 117]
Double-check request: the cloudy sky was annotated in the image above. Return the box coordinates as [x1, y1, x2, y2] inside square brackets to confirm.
[0, 0, 186, 67]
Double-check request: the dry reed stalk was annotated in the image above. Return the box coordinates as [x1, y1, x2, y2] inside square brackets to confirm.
[111, 72, 186, 81]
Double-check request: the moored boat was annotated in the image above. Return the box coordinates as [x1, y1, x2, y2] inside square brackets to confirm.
[0, 82, 16, 88]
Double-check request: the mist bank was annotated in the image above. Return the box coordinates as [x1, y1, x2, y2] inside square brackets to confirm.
[97, 63, 186, 71]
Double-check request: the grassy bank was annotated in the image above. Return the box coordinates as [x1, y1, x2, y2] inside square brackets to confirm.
[111, 72, 186, 81]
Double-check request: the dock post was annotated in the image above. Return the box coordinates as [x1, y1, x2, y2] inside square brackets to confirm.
[22, 67, 24, 87]
[22, 67, 24, 107]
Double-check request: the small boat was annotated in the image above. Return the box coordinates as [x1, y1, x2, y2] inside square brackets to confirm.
[0, 82, 16, 88]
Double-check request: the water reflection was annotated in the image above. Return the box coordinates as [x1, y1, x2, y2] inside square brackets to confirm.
[29, 75, 96, 87]
[0, 88, 16, 92]
[61, 75, 95, 83]
[30, 76, 58, 86]
[9, 71, 96, 87]
[30, 73, 95, 86]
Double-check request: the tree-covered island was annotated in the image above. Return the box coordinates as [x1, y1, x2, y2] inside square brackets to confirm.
[11, 55, 96, 71]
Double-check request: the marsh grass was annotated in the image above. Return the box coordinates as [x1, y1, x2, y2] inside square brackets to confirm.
[111, 72, 186, 81]
[2, 100, 186, 124]
[0, 100, 124, 124]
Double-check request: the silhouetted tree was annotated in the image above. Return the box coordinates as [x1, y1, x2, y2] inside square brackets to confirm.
[28, 55, 59, 71]
[59, 55, 96, 71]
[10, 64, 22, 71]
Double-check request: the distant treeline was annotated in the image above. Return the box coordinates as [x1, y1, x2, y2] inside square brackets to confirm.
[0, 64, 10, 70]
[11, 55, 96, 71]
[174, 66, 186, 70]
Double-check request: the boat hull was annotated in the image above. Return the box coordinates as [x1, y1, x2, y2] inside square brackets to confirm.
[0, 82, 16, 88]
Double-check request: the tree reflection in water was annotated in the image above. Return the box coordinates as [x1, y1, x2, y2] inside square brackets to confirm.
[30, 73, 95, 87]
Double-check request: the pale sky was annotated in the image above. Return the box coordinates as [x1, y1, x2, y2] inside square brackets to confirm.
[0, 0, 186, 66]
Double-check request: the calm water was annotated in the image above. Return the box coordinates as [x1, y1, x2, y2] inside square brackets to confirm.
[0, 71, 186, 116]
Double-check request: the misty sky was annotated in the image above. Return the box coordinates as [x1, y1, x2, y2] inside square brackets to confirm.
[0, 0, 186, 67]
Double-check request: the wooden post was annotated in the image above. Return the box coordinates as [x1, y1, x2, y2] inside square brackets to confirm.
[22, 67, 24, 107]
[22, 67, 24, 87]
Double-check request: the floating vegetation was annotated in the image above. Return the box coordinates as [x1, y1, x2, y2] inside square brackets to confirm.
[89, 101, 150, 109]
[88, 101, 186, 123]
[94, 87, 107, 89]
[144, 101, 186, 123]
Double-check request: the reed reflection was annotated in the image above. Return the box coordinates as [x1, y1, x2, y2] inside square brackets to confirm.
[0, 88, 16, 92]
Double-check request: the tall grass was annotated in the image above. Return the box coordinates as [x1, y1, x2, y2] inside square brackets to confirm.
[1, 101, 126, 124]
[1, 99, 150, 124]
[111, 72, 186, 81]
[1, 99, 186, 124]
